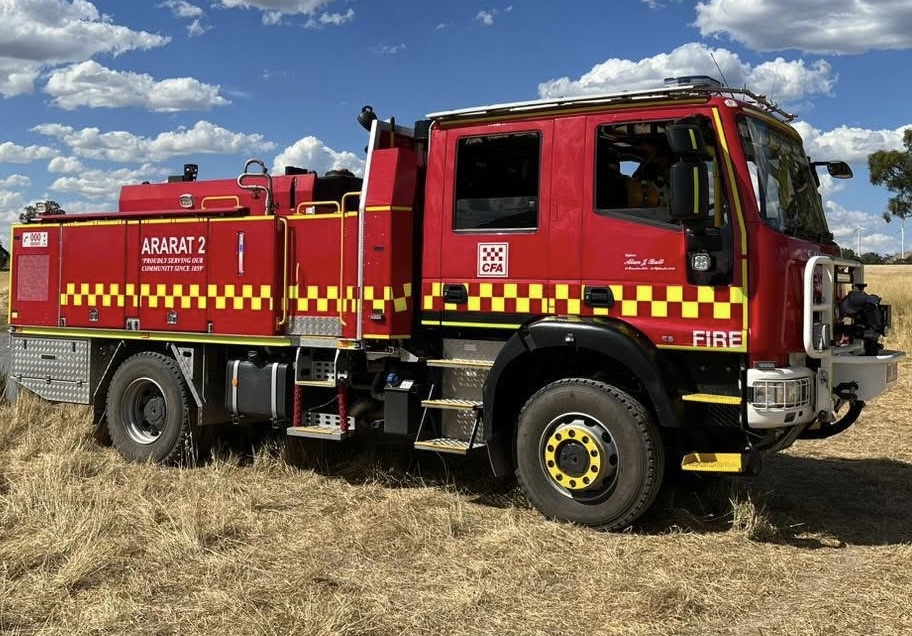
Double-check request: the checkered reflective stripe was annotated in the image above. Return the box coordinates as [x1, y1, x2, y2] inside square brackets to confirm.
[287, 284, 413, 315]
[60, 282, 274, 311]
[423, 281, 745, 321]
[59, 282, 413, 315]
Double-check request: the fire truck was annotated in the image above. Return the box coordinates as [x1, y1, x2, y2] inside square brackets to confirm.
[6, 77, 905, 530]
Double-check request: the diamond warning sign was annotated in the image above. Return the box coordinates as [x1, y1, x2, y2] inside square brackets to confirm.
[478, 242, 508, 277]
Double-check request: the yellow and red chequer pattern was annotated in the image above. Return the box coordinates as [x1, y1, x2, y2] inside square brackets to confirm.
[60, 282, 413, 315]
[422, 281, 745, 322]
[287, 284, 412, 315]
[60, 282, 274, 311]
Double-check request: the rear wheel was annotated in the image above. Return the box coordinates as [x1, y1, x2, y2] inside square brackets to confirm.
[106, 352, 193, 464]
[515, 379, 664, 530]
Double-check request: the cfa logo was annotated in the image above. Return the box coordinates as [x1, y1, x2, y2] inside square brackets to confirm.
[478, 242, 508, 278]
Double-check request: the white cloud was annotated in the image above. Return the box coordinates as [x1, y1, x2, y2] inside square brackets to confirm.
[0, 174, 31, 189]
[0, 0, 170, 97]
[695, 0, 912, 54]
[537, 43, 835, 108]
[825, 200, 897, 255]
[0, 141, 57, 163]
[44, 60, 229, 111]
[187, 18, 210, 36]
[434, 22, 450, 31]
[48, 164, 170, 199]
[304, 8, 354, 28]
[32, 121, 275, 163]
[213, 0, 350, 25]
[794, 122, 911, 164]
[48, 156, 84, 173]
[0, 188, 27, 232]
[215, 0, 331, 10]
[262, 11, 283, 25]
[272, 136, 364, 177]
[371, 43, 406, 55]
[158, 0, 203, 18]
[475, 10, 495, 26]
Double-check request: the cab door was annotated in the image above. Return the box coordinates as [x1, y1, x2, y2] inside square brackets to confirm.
[428, 120, 553, 328]
[579, 110, 744, 351]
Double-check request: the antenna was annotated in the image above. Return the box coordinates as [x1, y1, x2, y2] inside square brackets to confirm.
[709, 51, 729, 88]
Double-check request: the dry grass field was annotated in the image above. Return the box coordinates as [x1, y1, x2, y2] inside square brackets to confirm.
[1, 267, 911, 635]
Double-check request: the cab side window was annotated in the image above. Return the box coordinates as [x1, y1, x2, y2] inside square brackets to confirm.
[454, 132, 540, 231]
[594, 122, 675, 224]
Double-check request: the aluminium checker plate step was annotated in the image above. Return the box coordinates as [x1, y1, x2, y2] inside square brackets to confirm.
[295, 379, 337, 388]
[287, 413, 356, 441]
[413, 437, 486, 455]
[421, 398, 482, 411]
[287, 424, 352, 441]
[425, 358, 495, 369]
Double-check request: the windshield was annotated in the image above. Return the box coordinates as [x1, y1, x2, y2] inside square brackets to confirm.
[739, 116, 833, 242]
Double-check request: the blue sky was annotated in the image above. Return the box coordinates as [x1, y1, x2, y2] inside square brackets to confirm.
[2, 0, 912, 255]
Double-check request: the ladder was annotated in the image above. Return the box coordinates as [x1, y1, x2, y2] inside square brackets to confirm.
[412, 357, 493, 455]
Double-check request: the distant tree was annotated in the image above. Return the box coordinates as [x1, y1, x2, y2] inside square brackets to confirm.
[869, 128, 912, 257]
[20, 200, 64, 224]
[859, 252, 886, 265]
[840, 247, 858, 261]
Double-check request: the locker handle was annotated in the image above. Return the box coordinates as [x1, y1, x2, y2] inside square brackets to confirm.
[443, 284, 468, 304]
[584, 286, 615, 308]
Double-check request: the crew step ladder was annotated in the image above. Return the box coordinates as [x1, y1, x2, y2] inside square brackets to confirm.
[286, 349, 354, 441]
[413, 351, 495, 455]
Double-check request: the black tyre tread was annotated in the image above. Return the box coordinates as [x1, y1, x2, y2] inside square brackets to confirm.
[515, 378, 664, 531]
[106, 351, 191, 465]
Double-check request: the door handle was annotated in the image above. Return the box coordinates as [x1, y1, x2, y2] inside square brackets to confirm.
[443, 283, 468, 304]
[584, 286, 615, 308]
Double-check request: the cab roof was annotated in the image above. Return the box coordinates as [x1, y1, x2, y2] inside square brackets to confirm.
[427, 80, 795, 123]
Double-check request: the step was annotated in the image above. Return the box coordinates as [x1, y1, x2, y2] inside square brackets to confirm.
[295, 379, 337, 388]
[680, 452, 746, 473]
[681, 393, 741, 405]
[287, 424, 352, 441]
[426, 358, 494, 369]
[421, 398, 482, 411]
[414, 437, 486, 455]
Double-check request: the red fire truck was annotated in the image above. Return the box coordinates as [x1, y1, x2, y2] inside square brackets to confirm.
[6, 77, 904, 529]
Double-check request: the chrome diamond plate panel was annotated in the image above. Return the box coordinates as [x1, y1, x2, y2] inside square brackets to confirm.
[11, 335, 91, 403]
[287, 316, 342, 337]
[439, 339, 500, 441]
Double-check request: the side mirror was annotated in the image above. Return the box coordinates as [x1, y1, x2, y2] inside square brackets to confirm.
[670, 159, 709, 220]
[820, 160, 853, 179]
[666, 124, 707, 155]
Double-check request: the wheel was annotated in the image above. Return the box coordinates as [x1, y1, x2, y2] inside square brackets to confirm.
[106, 352, 193, 464]
[515, 379, 664, 530]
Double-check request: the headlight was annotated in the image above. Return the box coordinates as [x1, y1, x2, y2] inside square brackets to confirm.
[751, 378, 811, 410]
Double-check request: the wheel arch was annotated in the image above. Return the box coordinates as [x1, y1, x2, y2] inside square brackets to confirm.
[482, 318, 683, 474]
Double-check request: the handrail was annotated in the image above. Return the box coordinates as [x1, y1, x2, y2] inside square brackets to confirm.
[201, 195, 241, 210]
[803, 255, 864, 359]
[294, 200, 341, 215]
[237, 159, 275, 215]
[276, 216, 290, 330]
[338, 191, 362, 327]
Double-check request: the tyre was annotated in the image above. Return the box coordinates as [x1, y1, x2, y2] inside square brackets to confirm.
[106, 352, 193, 464]
[515, 379, 664, 530]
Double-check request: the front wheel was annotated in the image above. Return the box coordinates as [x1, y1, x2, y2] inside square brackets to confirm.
[515, 379, 664, 530]
[106, 352, 193, 464]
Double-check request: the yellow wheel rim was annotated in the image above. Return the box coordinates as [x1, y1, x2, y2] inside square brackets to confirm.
[542, 422, 603, 491]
